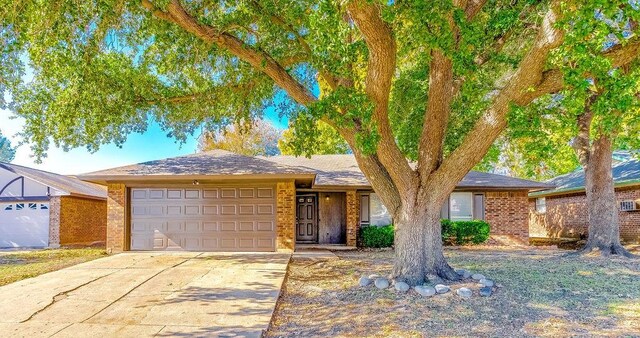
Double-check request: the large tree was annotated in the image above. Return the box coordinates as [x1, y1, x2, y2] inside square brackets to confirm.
[198, 119, 281, 156]
[506, 3, 640, 257]
[1, 0, 638, 283]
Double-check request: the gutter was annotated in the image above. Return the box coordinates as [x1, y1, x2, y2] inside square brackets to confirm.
[529, 178, 640, 198]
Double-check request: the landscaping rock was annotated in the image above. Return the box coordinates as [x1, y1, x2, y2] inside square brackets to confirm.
[395, 281, 410, 292]
[480, 286, 492, 297]
[455, 269, 466, 276]
[456, 287, 473, 298]
[434, 284, 450, 294]
[374, 278, 390, 289]
[414, 285, 436, 297]
[359, 276, 372, 287]
[463, 270, 472, 278]
[368, 274, 381, 280]
[426, 274, 444, 285]
[471, 273, 486, 281]
[479, 279, 494, 287]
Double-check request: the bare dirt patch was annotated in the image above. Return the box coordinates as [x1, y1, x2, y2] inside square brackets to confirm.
[267, 247, 640, 337]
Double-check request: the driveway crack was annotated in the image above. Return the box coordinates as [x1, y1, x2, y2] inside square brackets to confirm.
[82, 253, 203, 323]
[20, 271, 117, 323]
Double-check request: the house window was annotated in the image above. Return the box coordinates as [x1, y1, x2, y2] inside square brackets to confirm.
[449, 192, 474, 221]
[41, 204, 48, 210]
[536, 197, 546, 213]
[28, 203, 37, 210]
[16, 203, 24, 210]
[360, 193, 392, 226]
[4, 204, 12, 211]
[369, 193, 392, 226]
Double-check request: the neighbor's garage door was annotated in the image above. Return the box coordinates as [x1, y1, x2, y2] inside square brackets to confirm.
[0, 202, 50, 248]
[130, 186, 276, 251]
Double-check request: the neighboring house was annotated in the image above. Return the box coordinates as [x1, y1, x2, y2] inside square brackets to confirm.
[529, 158, 640, 242]
[0, 162, 107, 248]
[79, 150, 551, 253]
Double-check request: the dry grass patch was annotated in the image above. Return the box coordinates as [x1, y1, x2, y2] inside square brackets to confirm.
[267, 247, 640, 337]
[0, 248, 107, 286]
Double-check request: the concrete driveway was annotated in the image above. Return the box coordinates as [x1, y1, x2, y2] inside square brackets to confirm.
[0, 252, 290, 337]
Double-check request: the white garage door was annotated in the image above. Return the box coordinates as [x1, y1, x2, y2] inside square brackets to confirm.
[0, 202, 50, 248]
[130, 186, 277, 251]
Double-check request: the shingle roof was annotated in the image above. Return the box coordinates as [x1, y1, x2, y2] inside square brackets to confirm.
[80, 150, 551, 190]
[531, 158, 640, 197]
[81, 150, 316, 178]
[263, 154, 552, 189]
[258, 154, 370, 187]
[0, 162, 107, 199]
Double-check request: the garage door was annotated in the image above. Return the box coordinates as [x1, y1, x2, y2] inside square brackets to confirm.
[0, 202, 50, 248]
[130, 186, 276, 251]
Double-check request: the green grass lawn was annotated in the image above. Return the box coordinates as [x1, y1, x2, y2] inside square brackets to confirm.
[0, 248, 107, 286]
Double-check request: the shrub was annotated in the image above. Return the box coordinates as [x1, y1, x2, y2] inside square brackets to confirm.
[360, 224, 394, 248]
[359, 220, 490, 248]
[441, 220, 491, 245]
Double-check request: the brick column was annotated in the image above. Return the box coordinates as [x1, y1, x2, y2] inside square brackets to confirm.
[48, 197, 61, 248]
[276, 181, 296, 252]
[107, 183, 127, 253]
[346, 190, 360, 247]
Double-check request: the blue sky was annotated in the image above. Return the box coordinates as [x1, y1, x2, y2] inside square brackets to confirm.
[0, 108, 288, 175]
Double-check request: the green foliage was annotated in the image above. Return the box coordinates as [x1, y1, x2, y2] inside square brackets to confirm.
[441, 219, 491, 245]
[499, 1, 640, 180]
[279, 121, 350, 156]
[0, 130, 16, 162]
[0, 0, 562, 164]
[360, 224, 395, 248]
[360, 220, 490, 248]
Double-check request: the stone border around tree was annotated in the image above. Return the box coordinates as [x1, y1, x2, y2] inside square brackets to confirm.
[358, 268, 498, 299]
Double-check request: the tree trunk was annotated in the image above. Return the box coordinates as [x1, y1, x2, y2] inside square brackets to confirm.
[580, 136, 634, 257]
[392, 200, 458, 285]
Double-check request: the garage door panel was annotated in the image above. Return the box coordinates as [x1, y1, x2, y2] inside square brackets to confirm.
[130, 186, 276, 251]
[0, 202, 50, 248]
[220, 221, 236, 231]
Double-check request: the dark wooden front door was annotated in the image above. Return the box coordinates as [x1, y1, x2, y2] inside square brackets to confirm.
[296, 195, 317, 243]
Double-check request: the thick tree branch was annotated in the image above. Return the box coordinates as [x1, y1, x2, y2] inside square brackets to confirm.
[247, 0, 339, 90]
[572, 101, 594, 168]
[348, 0, 415, 195]
[434, 2, 564, 190]
[418, 52, 454, 177]
[142, 0, 316, 106]
[465, 0, 487, 20]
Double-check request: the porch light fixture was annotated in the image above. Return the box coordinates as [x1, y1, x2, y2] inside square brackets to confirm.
[192, 180, 200, 185]
[325, 195, 330, 201]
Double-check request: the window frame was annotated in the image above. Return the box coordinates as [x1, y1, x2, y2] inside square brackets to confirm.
[535, 197, 547, 213]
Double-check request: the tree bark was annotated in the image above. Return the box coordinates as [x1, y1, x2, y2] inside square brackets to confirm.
[579, 136, 634, 257]
[391, 192, 458, 285]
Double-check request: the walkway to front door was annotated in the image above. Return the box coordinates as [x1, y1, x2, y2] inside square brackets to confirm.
[0, 252, 290, 337]
[296, 194, 317, 243]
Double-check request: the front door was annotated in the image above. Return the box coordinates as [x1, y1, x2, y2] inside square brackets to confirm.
[296, 195, 317, 243]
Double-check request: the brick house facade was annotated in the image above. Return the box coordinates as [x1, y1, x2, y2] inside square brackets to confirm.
[1, 162, 106, 249]
[529, 185, 640, 242]
[49, 196, 107, 247]
[84, 150, 547, 253]
[485, 191, 530, 240]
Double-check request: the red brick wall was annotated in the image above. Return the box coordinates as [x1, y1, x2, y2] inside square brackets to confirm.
[276, 181, 296, 252]
[485, 190, 530, 241]
[107, 183, 127, 253]
[346, 191, 360, 247]
[59, 196, 107, 246]
[529, 186, 640, 242]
